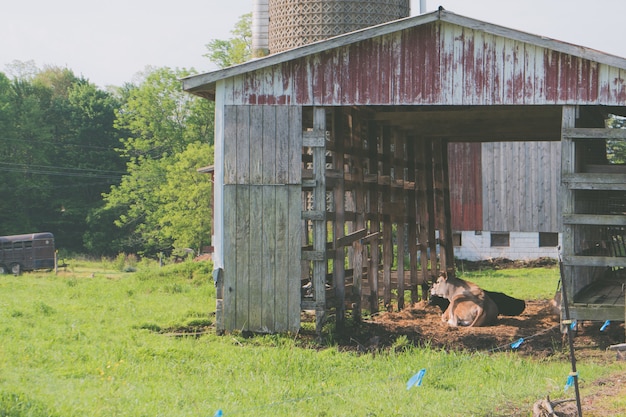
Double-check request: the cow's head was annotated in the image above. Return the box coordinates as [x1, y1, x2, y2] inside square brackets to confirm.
[430, 272, 448, 297]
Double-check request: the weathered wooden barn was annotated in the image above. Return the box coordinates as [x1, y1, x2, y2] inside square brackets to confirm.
[183, 8, 626, 334]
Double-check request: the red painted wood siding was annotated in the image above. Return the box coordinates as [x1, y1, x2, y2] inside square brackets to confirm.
[448, 142, 482, 231]
[222, 21, 626, 106]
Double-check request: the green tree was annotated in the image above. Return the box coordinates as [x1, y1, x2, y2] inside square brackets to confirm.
[103, 67, 214, 256]
[157, 141, 213, 253]
[0, 74, 55, 235]
[0, 65, 125, 253]
[204, 13, 252, 68]
[607, 114, 626, 164]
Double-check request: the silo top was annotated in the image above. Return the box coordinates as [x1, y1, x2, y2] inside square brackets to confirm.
[268, 0, 410, 53]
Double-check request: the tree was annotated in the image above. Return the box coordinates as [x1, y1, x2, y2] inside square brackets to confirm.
[157, 141, 213, 252]
[0, 65, 125, 253]
[102, 67, 214, 256]
[204, 13, 252, 68]
[606, 114, 626, 164]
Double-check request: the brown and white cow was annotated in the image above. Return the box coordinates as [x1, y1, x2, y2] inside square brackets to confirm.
[430, 272, 499, 327]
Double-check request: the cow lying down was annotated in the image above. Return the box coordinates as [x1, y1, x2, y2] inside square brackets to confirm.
[430, 273, 499, 327]
[429, 290, 526, 316]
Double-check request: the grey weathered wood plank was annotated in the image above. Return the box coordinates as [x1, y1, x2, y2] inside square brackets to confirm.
[235, 186, 250, 330]
[236, 106, 250, 184]
[223, 106, 238, 185]
[261, 186, 276, 331]
[222, 185, 238, 331]
[286, 186, 302, 331]
[250, 107, 264, 184]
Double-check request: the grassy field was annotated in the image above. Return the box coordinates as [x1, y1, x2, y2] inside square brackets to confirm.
[0, 260, 623, 416]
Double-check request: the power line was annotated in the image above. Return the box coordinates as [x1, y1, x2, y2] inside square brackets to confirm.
[0, 136, 118, 151]
[0, 162, 125, 180]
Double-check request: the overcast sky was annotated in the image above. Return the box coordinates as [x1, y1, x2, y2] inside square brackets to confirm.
[2, 0, 625, 88]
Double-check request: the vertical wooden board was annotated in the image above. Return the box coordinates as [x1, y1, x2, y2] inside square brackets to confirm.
[262, 106, 277, 184]
[236, 106, 251, 184]
[525, 142, 537, 230]
[223, 106, 238, 185]
[262, 186, 277, 331]
[482, 142, 494, 231]
[274, 106, 289, 184]
[272, 186, 289, 331]
[536, 141, 547, 231]
[508, 142, 518, 230]
[399, 29, 411, 104]
[493, 35, 506, 104]
[250, 106, 264, 184]
[451, 25, 464, 105]
[524, 43, 536, 103]
[288, 106, 303, 184]
[490, 143, 507, 231]
[439, 22, 454, 104]
[533, 45, 546, 102]
[235, 186, 251, 330]
[287, 185, 303, 331]
[512, 40, 525, 104]
[471, 29, 485, 104]
[560, 106, 576, 300]
[222, 185, 238, 331]
[396, 222, 405, 309]
[482, 32, 495, 105]
[552, 142, 562, 230]
[248, 185, 264, 331]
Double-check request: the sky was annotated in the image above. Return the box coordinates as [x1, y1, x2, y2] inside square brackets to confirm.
[2, 0, 626, 89]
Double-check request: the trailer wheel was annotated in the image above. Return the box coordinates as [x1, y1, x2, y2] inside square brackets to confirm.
[10, 263, 21, 275]
[0, 264, 8, 274]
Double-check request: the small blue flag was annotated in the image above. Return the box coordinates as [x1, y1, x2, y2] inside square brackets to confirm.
[600, 320, 610, 332]
[213, 410, 223, 417]
[564, 375, 575, 392]
[510, 338, 524, 349]
[407, 368, 426, 390]
[570, 320, 577, 330]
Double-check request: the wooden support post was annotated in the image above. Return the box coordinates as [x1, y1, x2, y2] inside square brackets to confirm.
[367, 121, 380, 313]
[393, 129, 406, 310]
[406, 137, 419, 303]
[312, 107, 327, 336]
[416, 138, 432, 298]
[432, 139, 455, 275]
[332, 109, 346, 328]
[381, 126, 392, 311]
[351, 108, 365, 321]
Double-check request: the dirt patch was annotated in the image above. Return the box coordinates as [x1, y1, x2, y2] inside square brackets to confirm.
[349, 300, 623, 356]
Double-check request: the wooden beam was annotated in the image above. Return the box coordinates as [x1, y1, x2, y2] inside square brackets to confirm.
[562, 128, 626, 140]
[335, 229, 368, 248]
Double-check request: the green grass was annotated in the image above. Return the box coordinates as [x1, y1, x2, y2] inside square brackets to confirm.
[0, 261, 623, 416]
[459, 266, 561, 300]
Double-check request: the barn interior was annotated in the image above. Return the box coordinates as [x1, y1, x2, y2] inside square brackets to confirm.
[299, 104, 626, 331]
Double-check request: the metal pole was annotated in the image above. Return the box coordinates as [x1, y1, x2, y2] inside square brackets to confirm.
[558, 247, 583, 417]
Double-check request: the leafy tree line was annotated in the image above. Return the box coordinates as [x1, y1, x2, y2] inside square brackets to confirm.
[0, 13, 252, 259]
[0, 64, 215, 258]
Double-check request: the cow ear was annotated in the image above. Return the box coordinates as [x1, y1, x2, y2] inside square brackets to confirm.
[440, 271, 447, 281]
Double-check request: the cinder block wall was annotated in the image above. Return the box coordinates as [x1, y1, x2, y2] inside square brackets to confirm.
[454, 231, 561, 261]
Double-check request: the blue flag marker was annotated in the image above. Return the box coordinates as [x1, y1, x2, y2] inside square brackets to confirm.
[213, 410, 223, 417]
[570, 320, 577, 330]
[600, 320, 610, 332]
[564, 375, 575, 392]
[407, 368, 426, 390]
[510, 338, 524, 349]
